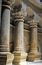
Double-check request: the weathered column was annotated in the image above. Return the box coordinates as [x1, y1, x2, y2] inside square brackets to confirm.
[0, 0, 2, 27]
[13, 11, 27, 65]
[0, 0, 14, 65]
[0, 0, 2, 44]
[28, 20, 41, 61]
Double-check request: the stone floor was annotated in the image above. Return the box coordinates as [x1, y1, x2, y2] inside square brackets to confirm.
[27, 62, 42, 65]
[7, 60, 42, 65]
[13, 60, 42, 65]
[19, 61, 42, 65]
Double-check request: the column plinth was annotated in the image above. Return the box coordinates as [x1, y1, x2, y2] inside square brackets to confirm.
[0, 53, 14, 65]
[28, 20, 41, 61]
[13, 11, 27, 65]
[0, 0, 14, 65]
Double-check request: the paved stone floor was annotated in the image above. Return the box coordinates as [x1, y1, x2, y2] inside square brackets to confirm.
[27, 62, 42, 65]
[14, 60, 42, 65]
[12, 60, 42, 65]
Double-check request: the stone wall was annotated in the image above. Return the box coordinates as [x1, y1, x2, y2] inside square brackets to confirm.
[38, 33, 42, 59]
[24, 29, 30, 52]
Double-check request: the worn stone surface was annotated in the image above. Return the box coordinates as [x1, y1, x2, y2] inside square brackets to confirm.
[1, 9, 10, 52]
[10, 25, 15, 52]
[0, 53, 14, 65]
[0, 1, 14, 65]
[38, 33, 42, 60]
[28, 21, 41, 61]
[24, 29, 29, 52]
[13, 11, 27, 65]
[0, 0, 2, 44]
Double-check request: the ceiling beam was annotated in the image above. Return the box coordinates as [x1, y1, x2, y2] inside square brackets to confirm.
[23, 0, 42, 13]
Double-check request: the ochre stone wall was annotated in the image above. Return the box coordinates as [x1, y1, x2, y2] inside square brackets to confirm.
[10, 26, 15, 52]
[38, 33, 42, 59]
[24, 30, 29, 52]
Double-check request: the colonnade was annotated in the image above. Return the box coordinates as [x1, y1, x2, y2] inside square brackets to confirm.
[0, 0, 40, 65]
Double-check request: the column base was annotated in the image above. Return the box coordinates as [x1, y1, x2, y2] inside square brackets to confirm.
[13, 51, 27, 65]
[28, 52, 41, 62]
[0, 52, 14, 65]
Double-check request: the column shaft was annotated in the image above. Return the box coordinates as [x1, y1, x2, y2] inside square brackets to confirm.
[14, 22, 24, 52]
[0, 0, 2, 44]
[1, 9, 10, 52]
[28, 20, 40, 61]
[30, 24, 37, 51]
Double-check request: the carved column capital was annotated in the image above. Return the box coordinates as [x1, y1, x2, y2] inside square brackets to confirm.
[29, 20, 38, 28]
[14, 11, 25, 23]
[2, 0, 15, 9]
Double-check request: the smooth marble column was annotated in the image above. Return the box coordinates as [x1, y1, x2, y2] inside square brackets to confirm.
[0, 0, 14, 65]
[28, 20, 41, 61]
[13, 11, 27, 65]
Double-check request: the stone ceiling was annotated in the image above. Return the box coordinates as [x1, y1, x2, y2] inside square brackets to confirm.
[10, 0, 42, 29]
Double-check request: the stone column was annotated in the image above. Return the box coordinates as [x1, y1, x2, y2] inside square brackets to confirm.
[0, 0, 14, 65]
[28, 20, 41, 61]
[0, 0, 2, 27]
[13, 11, 27, 65]
[0, 0, 2, 45]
